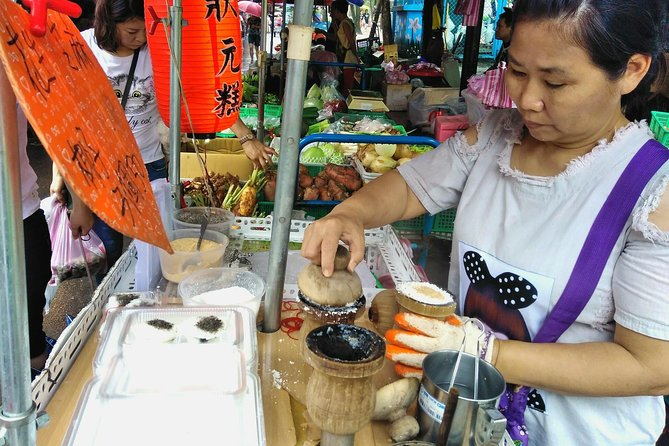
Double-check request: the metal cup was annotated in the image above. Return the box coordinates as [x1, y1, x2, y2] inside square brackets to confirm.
[417, 350, 506, 446]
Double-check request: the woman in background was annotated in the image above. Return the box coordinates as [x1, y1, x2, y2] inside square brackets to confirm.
[330, 0, 359, 96]
[53, 0, 273, 269]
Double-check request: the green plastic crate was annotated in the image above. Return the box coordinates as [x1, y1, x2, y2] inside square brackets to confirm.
[216, 105, 283, 138]
[392, 215, 426, 234]
[650, 111, 669, 147]
[239, 104, 283, 118]
[241, 240, 302, 252]
[334, 111, 391, 121]
[431, 209, 457, 234]
[257, 201, 334, 219]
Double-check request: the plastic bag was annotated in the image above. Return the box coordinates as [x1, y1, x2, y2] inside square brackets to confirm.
[48, 201, 106, 283]
[320, 74, 345, 103]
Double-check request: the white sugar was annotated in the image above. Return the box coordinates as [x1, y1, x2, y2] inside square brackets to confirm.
[192, 286, 255, 306]
[396, 282, 454, 306]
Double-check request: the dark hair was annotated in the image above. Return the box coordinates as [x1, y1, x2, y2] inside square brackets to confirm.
[332, 0, 349, 15]
[512, 0, 667, 121]
[94, 0, 145, 52]
[499, 7, 513, 27]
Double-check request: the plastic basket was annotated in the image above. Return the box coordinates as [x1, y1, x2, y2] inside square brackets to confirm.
[392, 215, 426, 233]
[431, 209, 457, 234]
[239, 104, 283, 118]
[334, 111, 391, 121]
[257, 201, 334, 219]
[353, 156, 381, 183]
[217, 105, 283, 138]
[650, 111, 669, 147]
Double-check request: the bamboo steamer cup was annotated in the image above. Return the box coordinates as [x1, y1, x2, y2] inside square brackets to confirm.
[395, 284, 456, 320]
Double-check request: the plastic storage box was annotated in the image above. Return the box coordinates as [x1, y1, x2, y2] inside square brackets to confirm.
[178, 268, 265, 317]
[173, 207, 235, 235]
[94, 306, 258, 374]
[433, 114, 469, 142]
[158, 228, 229, 283]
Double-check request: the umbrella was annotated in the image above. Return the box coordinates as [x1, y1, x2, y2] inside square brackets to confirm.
[239, 1, 262, 17]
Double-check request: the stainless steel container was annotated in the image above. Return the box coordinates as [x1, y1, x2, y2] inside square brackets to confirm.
[417, 350, 506, 446]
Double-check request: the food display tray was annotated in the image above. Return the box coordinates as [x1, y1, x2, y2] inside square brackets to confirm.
[63, 372, 265, 446]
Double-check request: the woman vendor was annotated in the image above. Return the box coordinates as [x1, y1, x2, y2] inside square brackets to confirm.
[302, 0, 669, 444]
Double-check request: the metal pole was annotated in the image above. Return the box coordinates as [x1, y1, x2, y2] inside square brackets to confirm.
[278, 2, 288, 99]
[256, 0, 269, 143]
[168, 0, 183, 208]
[262, 0, 313, 333]
[0, 61, 37, 446]
[269, 1, 275, 61]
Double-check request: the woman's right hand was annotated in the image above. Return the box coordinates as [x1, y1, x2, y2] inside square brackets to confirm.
[50, 166, 66, 203]
[301, 211, 366, 277]
[69, 202, 94, 239]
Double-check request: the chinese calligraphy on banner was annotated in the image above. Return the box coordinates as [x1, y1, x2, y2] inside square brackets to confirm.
[145, 0, 243, 134]
[0, 0, 172, 253]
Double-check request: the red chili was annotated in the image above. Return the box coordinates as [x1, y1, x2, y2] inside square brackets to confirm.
[281, 317, 304, 340]
[280, 301, 304, 339]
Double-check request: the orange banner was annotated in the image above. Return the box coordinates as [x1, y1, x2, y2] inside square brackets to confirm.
[0, 0, 172, 253]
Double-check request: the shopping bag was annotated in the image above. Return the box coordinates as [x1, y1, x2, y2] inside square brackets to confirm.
[47, 201, 106, 284]
[480, 62, 514, 109]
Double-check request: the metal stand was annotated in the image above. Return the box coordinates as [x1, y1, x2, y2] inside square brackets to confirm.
[168, 0, 184, 208]
[0, 58, 37, 446]
[262, 0, 315, 333]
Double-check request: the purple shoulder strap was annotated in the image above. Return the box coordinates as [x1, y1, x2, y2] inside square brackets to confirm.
[534, 139, 669, 343]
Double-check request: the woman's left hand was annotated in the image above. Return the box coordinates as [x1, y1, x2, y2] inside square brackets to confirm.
[242, 138, 276, 170]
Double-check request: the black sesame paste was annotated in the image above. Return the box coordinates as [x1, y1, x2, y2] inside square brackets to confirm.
[147, 319, 174, 330]
[196, 316, 224, 333]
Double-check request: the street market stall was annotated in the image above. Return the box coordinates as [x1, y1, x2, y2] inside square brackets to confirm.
[0, 0, 508, 445]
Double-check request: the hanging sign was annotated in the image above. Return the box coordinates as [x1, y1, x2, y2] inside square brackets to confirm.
[146, 0, 243, 134]
[0, 0, 172, 253]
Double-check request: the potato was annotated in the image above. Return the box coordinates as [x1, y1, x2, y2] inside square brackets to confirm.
[394, 144, 414, 160]
[369, 156, 397, 173]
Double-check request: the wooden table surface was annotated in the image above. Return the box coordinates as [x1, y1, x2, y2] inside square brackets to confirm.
[37, 309, 398, 446]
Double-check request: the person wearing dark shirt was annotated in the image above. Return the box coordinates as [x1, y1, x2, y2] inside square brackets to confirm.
[489, 7, 512, 70]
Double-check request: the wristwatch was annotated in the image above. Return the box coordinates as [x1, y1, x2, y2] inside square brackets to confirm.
[238, 133, 255, 145]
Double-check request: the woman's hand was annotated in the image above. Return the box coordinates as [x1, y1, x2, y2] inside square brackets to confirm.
[50, 164, 66, 203]
[242, 138, 276, 170]
[301, 210, 366, 277]
[230, 118, 276, 169]
[69, 203, 94, 239]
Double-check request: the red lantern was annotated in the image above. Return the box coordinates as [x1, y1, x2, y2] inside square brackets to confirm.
[145, 0, 243, 134]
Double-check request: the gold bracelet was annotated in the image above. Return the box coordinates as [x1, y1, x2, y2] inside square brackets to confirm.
[238, 133, 255, 145]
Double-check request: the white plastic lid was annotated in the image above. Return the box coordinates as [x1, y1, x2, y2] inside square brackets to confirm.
[64, 373, 265, 446]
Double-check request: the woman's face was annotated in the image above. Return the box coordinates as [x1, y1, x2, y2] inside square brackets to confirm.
[115, 18, 147, 55]
[505, 20, 627, 147]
